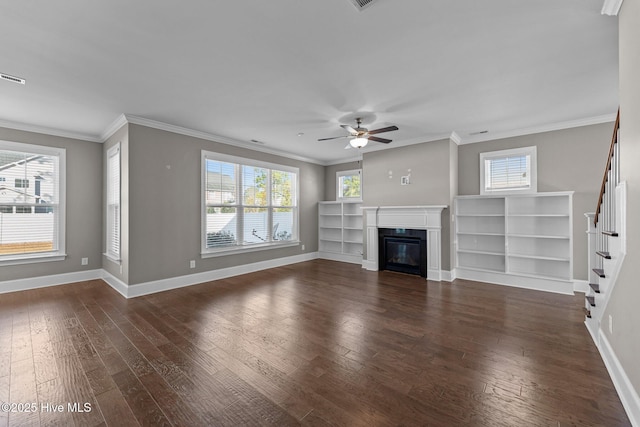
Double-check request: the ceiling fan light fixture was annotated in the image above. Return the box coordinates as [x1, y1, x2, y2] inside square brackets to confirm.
[350, 137, 368, 148]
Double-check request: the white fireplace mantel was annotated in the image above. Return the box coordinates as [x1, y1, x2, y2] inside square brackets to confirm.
[362, 205, 447, 281]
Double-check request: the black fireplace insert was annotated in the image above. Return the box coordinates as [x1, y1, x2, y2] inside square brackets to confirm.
[378, 228, 427, 277]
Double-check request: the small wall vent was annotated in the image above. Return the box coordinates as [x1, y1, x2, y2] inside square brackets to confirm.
[348, 0, 377, 11]
[1, 73, 26, 85]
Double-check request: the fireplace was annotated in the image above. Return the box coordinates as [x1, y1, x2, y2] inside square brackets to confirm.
[378, 228, 427, 277]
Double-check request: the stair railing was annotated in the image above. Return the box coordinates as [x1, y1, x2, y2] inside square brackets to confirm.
[594, 110, 620, 269]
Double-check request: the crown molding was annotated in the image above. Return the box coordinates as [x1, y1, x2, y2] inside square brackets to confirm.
[456, 113, 617, 145]
[601, 0, 624, 15]
[100, 113, 128, 141]
[0, 118, 102, 143]
[123, 115, 324, 165]
[449, 131, 462, 145]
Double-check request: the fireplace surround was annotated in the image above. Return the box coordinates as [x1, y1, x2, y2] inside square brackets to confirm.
[378, 228, 427, 277]
[362, 206, 447, 281]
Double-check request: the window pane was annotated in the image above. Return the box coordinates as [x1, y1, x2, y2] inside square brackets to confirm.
[243, 208, 268, 244]
[205, 207, 237, 247]
[206, 160, 236, 204]
[0, 207, 55, 255]
[273, 208, 294, 241]
[486, 155, 530, 190]
[339, 173, 361, 198]
[0, 146, 60, 258]
[242, 166, 267, 206]
[271, 170, 295, 206]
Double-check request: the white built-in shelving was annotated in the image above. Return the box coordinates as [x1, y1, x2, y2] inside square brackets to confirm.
[318, 201, 363, 264]
[454, 192, 574, 293]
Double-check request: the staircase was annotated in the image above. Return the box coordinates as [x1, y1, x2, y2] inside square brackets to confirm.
[584, 110, 627, 342]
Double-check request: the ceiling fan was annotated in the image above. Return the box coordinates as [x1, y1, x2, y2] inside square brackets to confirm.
[318, 118, 399, 149]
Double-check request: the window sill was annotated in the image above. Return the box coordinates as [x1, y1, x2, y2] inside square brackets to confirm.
[0, 252, 67, 267]
[201, 241, 300, 258]
[103, 253, 122, 265]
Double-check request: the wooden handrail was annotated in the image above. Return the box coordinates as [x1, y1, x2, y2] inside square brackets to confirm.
[594, 109, 620, 226]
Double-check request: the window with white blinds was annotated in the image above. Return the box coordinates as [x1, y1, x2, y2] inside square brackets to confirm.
[106, 144, 121, 260]
[480, 146, 537, 195]
[202, 151, 299, 255]
[0, 140, 66, 264]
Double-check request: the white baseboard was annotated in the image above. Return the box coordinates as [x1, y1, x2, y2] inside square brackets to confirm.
[440, 270, 455, 282]
[0, 253, 319, 299]
[318, 251, 362, 265]
[454, 268, 575, 295]
[599, 331, 640, 427]
[573, 279, 589, 294]
[0, 269, 102, 295]
[121, 252, 319, 298]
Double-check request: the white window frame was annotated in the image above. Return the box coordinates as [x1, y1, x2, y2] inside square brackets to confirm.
[105, 143, 121, 263]
[0, 140, 66, 266]
[201, 151, 300, 257]
[480, 146, 537, 195]
[336, 169, 362, 201]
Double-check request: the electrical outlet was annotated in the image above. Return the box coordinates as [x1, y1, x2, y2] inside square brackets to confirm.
[609, 315, 613, 334]
[301, 244, 305, 251]
[190, 260, 196, 269]
[81, 257, 88, 266]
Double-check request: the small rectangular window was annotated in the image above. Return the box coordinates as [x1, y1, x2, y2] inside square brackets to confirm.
[337, 169, 362, 200]
[15, 178, 29, 188]
[480, 147, 537, 195]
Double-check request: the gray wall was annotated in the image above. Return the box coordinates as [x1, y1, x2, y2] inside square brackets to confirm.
[604, 0, 640, 398]
[102, 124, 129, 284]
[362, 139, 454, 270]
[324, 161, 360, 201]
[126, 124, 323, 285]
[458, 123, 614, 280]
[0, 127, 103, 281]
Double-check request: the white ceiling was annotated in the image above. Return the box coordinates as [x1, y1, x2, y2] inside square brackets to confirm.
[0, 0, 618, 164]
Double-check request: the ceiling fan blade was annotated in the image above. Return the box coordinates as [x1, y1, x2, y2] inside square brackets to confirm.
[340, 125, 358, 134]
[367, 125, 399, 135]
[318, 135, 348, 141]
[368, 136, 392, 144]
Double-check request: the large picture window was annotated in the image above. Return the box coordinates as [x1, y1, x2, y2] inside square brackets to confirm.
[480, 146, 537, 195]
[0, 140, 66, 265]
[202, 151, 299, 255]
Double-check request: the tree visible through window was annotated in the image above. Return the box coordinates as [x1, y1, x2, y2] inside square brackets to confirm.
[337, 169, 362, 200]
[202, 152, 298, 253]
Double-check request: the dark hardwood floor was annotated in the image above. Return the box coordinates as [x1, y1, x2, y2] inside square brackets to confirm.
[0, 260, 630, 426]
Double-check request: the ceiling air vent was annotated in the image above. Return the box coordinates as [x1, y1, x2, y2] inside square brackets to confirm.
[348, 0, 377, 11]
[0, 73, 26, 85]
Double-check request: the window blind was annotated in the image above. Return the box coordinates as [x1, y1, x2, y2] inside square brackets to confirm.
[106, 144, 121, 259]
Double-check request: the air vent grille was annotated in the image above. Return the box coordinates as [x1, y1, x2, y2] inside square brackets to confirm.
[1, 73, 26, 85]
[349, 0, 377, 11]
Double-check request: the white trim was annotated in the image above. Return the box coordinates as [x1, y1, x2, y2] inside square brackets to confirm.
[100, 114, 128, 141]
[449, 131, 462, 145]
[441, 270, 455, 282]
[125, 115, 323, 165]
[457, 113, 617, 145]
[122, 252, 318, 298]
[0, 253, 67, 267]
[0, 253, 319, 298]
[336, 169, 362, 201]
[318, 251, 362, 265]
[0, 269, 102, 294]
[480, 146, 537, 195]
[0, 118, 103, 143]
[601, 0, 624, 15]
[454, 267, 575, 295]
[599, 331, 640, 426]
[201, 241, 300, 258]
[573, 279, 589, 294]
